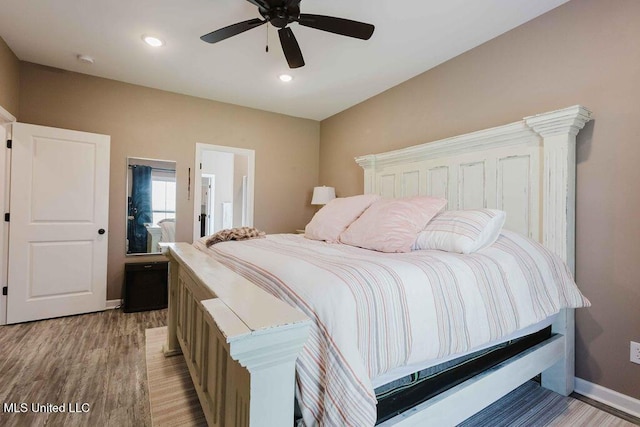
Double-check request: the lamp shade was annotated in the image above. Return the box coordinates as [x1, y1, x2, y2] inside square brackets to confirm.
[311, 186, 336, 205]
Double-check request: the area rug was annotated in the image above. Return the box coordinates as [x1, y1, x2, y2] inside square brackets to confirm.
[145, 327, 206, 427]
[459, 380, 636, 426]
[146, 326, 635, 426]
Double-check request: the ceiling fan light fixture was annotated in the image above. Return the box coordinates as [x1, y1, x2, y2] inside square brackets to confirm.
[279, 74, 293, 82]
[77, 54, 95, 65]
[142, 35, 164, 47]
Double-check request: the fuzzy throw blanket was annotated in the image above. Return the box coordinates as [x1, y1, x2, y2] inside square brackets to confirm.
[205, 227, 266, 247]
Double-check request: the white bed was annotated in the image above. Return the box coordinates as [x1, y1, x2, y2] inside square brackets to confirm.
[193, 231, 588, 426]
[162, 105, 593, 426]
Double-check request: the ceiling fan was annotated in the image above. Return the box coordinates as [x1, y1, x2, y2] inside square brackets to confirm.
[200, 0, 375, 69]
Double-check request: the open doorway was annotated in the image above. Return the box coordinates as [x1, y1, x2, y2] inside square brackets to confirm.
[193, 143, 255, 241]
[201, 174, 215, 237]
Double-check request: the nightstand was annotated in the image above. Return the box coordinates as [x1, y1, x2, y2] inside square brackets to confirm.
[123, 261, 169, 312]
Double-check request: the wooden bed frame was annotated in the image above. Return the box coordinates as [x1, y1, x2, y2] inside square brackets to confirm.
[162, 105, 592, 426]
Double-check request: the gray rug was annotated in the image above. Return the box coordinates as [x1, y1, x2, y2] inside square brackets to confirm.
[459, 381, 636, 426]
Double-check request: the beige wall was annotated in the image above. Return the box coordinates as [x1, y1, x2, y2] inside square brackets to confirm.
[320, 0, 640, 400]
[18, 62, 320, 301]
[0, 37, 20, 117]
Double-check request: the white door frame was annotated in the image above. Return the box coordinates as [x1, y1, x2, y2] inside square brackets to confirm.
[193, 143, 255, 242]
[0, 104, 17, 326]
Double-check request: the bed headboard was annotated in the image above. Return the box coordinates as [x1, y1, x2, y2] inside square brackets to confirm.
[355, 105, 592, 273]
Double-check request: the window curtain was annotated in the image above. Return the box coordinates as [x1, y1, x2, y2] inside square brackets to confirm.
[128, 165, 153, 253]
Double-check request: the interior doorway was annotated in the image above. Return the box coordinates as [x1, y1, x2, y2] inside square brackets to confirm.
[193, 143, 255, 241]
[201, 174, 215, 237]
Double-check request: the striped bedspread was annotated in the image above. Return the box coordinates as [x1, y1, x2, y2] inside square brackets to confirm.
[194, 231, 589, 427]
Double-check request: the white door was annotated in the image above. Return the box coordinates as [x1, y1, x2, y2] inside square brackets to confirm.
[7, 123, 110, 324]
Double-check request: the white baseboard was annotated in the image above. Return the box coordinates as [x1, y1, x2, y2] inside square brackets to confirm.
[105, 299, 122, 310]
[574, 377, 640, 418]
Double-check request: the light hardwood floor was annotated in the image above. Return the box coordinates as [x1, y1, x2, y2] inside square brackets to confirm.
[0, 308, 166, 427]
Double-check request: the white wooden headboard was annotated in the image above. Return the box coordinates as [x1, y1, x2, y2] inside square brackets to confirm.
[355, 105, 592, 274]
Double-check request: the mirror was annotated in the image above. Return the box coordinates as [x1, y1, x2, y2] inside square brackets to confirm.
[126, 157, 177, 255]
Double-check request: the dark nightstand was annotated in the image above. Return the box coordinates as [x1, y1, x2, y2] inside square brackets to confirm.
[123, 261, 169, 312]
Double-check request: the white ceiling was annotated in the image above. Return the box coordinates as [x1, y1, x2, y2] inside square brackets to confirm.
[0, 0, 568, 120]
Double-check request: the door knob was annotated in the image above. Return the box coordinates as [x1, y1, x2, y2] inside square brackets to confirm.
[98, 229, 106, 235]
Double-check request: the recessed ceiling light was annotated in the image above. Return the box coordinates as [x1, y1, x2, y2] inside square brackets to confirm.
[279, 74, 293, 82]
[142, 35, 164, 47]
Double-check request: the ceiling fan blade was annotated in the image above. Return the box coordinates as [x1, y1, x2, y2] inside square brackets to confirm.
[200, 18, 266, 44]
[298, 14, 374, 40]
[278, 27, 305, 69]
[245, 0, 270, 9]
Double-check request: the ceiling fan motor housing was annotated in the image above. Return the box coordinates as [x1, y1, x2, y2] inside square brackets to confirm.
[259, 4, 300, 28]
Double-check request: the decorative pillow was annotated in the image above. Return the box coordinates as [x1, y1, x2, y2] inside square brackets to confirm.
[339, 196, 447, 253]
[304, 194, 381, 243]
[413, 209, 506, 254]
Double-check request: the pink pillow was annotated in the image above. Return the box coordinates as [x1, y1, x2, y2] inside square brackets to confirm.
[305, 194, 381, 243]
[339, 196, 447, 253]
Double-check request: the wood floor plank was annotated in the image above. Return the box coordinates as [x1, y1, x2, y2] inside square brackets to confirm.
[0, 308, 166, 427]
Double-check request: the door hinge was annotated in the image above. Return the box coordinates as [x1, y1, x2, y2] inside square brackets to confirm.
[199, 162, 202, 170]
[2, 286, 7, 296]
[6, 139, 11, 149]
[3, 213, 8, 222]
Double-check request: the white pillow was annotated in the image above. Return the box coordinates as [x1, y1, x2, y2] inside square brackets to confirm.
[305, 194, 380, 243]
[413, 209, 506, 254]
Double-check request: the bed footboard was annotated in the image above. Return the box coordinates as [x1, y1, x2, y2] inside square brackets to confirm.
[162, 243, 310, 427]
